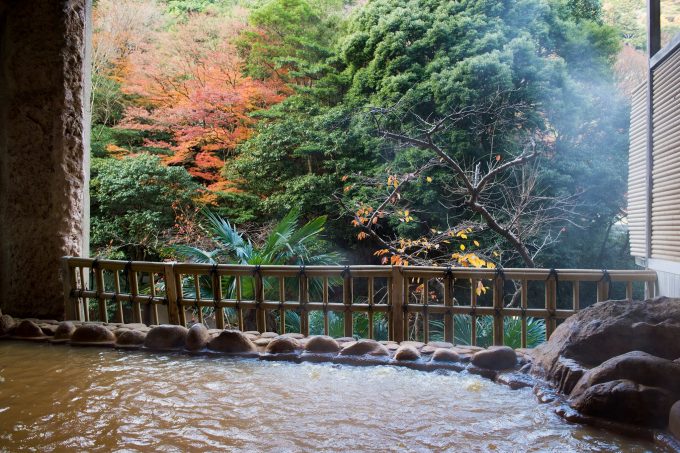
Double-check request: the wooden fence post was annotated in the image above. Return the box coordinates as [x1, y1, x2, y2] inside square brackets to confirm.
[443, 271, 453, 344]
[391, 266, 404, 343]
[343, 268, 353, 338]
[61, 257, 77, 320]
[300, 272, 309, 336]
[492, 274, 504, 346]
[164, 263, 180, 325]
[255, 271, 266, 333]
[93, 263, 107, 322]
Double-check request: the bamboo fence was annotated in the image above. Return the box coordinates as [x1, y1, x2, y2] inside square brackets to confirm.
[61, 256, 657, 347]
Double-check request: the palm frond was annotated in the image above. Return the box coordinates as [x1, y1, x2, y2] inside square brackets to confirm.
[172, 244, 220, 264]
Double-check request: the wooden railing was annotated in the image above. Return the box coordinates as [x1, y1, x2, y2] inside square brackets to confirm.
[61, 257, 657, 347]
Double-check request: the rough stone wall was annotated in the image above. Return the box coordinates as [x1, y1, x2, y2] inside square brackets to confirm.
[0, 0, 89, 318]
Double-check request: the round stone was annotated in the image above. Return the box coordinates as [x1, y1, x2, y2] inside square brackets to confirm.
[144, 325, 189, 350]
[431, 348, 461, 363]
[339, 339, 389, 357]
[116, 329, 147, 347]
[71, 324, 116, 345]
[185, 324, 210, 351]
[266, 337, 301, 354]
[471, 346, 517, 370]
[13, 320, 46, 339]
[394, 345, 421, 361]
[53, 321, 76, 340]
[208, 330, 257, 353]
[305, 335, 340, 353]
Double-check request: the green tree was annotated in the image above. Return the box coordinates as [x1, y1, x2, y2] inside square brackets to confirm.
[91, 154, 200, 260]
[235, 0, 629, 269]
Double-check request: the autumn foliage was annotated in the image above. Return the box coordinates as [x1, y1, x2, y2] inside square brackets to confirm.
[97, 6, 288, 197]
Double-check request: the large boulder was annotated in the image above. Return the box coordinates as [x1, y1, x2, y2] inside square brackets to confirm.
[185, 324, 210, 351]
[144, 325, 188, 351]
[570, 379, 675, 428]
[570, 351, 680, 398]
[208, 330, 257, 354]
[531, 297, 680, 380]
[567, 351, 680, 428]
[471, 346, 517, 370]
[71, 324, 116, 345]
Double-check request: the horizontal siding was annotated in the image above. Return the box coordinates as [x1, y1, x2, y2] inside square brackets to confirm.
[651, 46, 680, 260]
[628, 82, 647, 258]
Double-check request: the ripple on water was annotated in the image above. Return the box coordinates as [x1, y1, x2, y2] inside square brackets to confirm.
[0, 342, 666, 452]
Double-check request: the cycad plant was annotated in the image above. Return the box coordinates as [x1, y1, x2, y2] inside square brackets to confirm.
[173, 208, 339, 327]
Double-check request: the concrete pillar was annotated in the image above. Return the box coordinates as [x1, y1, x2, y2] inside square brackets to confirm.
[0, 0, 90, 318]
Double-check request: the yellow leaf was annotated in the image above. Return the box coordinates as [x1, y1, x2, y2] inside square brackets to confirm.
[473, 240, 480, 247]
[426, 176, 433, 183]
[460, 244, 466, 251]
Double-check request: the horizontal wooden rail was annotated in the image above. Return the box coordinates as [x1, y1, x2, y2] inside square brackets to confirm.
[61, 257, 658, 347]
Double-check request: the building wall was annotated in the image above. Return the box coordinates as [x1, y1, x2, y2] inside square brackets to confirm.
[0, 0, 90, 318]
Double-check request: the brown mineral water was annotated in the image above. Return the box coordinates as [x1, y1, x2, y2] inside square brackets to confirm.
[0, 342, 664, 452]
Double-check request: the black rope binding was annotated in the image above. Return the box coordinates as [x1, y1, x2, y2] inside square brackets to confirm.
[495, 266, 506, 283]
[123, 260, 133, 291]
[444, 265, 454, 279]
[251, 265, 261, 277]
[341, 265, 351, 279]
[91, 258, 100, 270]
[600, 269, 612, 284]
[546, 268, 559, 283]
[600, 268, 612, 299]
[298, 264, 306, 277]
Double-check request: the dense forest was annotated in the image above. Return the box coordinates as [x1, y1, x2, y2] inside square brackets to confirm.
[89, 0, 666, 270]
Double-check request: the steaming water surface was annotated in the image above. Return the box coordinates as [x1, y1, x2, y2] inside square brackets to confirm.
[0, 342, 664, 452]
